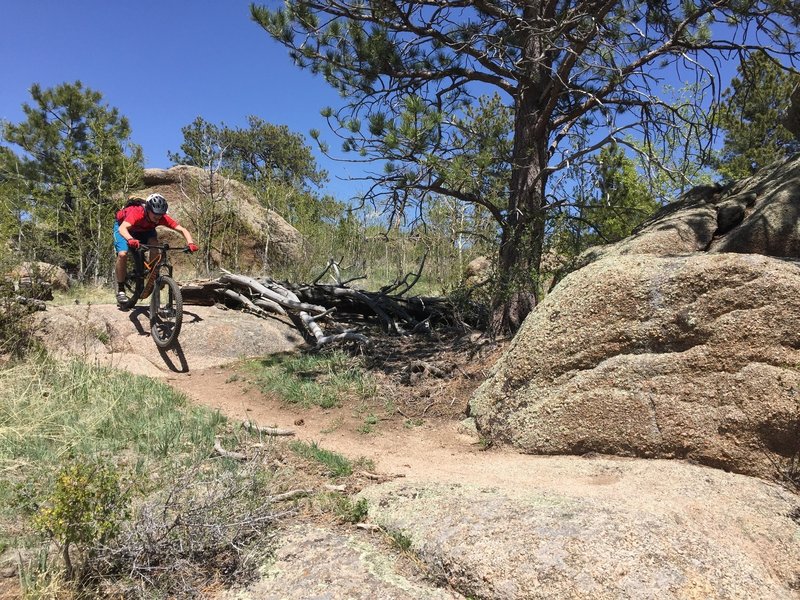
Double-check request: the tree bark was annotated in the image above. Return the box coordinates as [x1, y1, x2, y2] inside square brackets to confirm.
[492, 4, 550, 334]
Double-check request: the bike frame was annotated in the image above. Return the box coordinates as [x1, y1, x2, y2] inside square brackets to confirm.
[132, 244, 182, 297]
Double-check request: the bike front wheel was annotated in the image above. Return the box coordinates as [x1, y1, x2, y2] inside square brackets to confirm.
[149, 275, 183, 349]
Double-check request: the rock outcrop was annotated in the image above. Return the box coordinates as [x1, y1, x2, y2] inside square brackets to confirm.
[223, 524, 461, 600]
[470, 252, 800, 479]
[471, 154, 800, 480]
[357, 458, 800, 600]
[35, 304, 304, 377]
[9, 261, 70, 291]
[136, 166, 305, 274]
[579, 154, 800, 265]
[463, 255, 492, 287]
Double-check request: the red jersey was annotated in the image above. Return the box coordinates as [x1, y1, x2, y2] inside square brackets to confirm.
[117, 205, 179, 232]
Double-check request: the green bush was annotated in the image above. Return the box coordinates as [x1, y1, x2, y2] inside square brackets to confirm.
[316, 493, 369, 523]
[32, 459, 130, 581]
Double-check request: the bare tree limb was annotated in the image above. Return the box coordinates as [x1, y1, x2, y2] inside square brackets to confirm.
[213, 437, 246, 461]
[241, 420, 296, 437]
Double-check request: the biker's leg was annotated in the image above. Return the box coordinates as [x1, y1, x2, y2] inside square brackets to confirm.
[113, 223, 131, 302]
[115, 251, 128, 288]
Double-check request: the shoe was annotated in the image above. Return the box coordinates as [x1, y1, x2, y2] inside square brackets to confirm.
[116, 292, 129, 305]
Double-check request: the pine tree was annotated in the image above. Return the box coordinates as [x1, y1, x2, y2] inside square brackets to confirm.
[2, 81, 143, 281]
[716, 51, 800, 180]
[252, 0, 800, 332]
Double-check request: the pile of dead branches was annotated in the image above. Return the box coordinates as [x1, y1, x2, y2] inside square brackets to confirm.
[181, 260, 471, 347]
[2, 275, 51, 311]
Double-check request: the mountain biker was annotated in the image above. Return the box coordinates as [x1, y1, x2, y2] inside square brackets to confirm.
[114, 193, 198, 305]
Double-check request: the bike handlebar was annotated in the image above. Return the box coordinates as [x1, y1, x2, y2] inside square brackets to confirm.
[137, 243, 192, 253]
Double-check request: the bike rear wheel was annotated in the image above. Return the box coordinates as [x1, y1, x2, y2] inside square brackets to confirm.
[149, 275, 183, 349]
[119, 251, 144, 309]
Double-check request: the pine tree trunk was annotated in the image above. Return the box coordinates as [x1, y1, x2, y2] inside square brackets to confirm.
[492, 5, 549, 334]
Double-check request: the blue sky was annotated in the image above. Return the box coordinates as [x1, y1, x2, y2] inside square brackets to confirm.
[0, 0, 362, 199]
[3, 2, 790, 206]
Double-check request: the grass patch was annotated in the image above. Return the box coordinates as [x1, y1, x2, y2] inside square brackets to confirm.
[388, 529, 413, 552]
[0, 356, 286, 597]
[0, 355, 225, 545]
[288, 440, 353, 478]
[50, 283, 115, 306]
[244, 350, 376, 409]
[358, 414, 379, 435]
[315, 493, 369, 524]
[0, 356, 223, 472]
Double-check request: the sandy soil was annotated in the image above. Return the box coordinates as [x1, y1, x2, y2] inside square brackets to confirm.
[160, 336, 560, 490]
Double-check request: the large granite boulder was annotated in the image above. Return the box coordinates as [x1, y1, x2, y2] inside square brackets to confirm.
[470, 252, 800, 479]
[9, 261, 70, 292]
[471, 154, 800, 480]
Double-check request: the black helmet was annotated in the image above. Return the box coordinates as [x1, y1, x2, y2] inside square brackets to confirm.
[145, 193, 168, 215]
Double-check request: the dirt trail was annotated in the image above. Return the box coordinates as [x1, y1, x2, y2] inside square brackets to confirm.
[40, 301, 535, 488]
[166, 365, 551, 490]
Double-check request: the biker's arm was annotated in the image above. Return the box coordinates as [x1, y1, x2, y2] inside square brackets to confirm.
[118, 221, 135, 242]
[173, 224, 195, 246]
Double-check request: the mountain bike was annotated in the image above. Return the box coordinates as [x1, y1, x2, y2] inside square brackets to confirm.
[118, 243, 188, 350]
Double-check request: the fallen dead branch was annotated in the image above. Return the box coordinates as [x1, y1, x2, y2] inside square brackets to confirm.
[180, 258, 474, 348]
[213, 436, 247, 461]
[268, 489, 312, 502]
[241, 420, 296, 437]
[359, 470, 406, 482]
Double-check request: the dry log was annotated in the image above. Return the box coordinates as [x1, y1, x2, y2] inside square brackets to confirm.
[242, 420, 295, 436]
[213, 437, 247, 460]
[359, 470, 405, 482]
[219, 272, 325, 314]
[299, 311, 370, 348]
[268, 489, 311, 502]
[180, 280, 227, 305]
[253, 297, 287, 315]
[222, 289, 274, 318]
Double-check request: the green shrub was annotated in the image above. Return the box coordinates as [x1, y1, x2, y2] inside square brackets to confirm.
[316, 493, 369, 523]
[388, 529, 413, 552]
[0, 260, 40, 359]
[340, 497, 369, 523]
[32, 459, 130, 581]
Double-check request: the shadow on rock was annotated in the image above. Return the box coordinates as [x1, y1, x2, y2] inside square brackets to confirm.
[157, 340, 189, 373]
